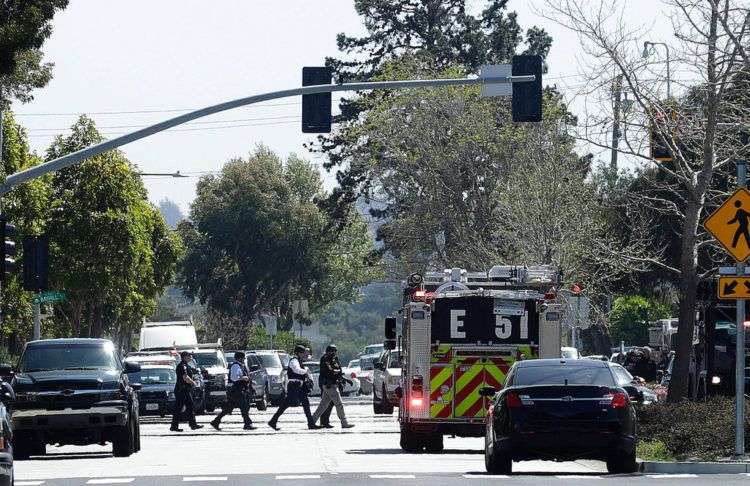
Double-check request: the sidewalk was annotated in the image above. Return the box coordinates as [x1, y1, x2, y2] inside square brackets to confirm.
[640, 460, 750, 474]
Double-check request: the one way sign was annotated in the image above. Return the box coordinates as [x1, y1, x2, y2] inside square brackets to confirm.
[718, 276, 750, 299]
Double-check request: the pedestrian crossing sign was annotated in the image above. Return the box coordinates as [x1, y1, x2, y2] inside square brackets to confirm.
[704, 187, 750, 262]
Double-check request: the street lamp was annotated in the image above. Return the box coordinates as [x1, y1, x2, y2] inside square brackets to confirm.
[642, 41, 671, 99]
[136, 171, 189, 178]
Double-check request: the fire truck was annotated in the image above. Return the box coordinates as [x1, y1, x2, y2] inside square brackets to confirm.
[386, 265, 563, 452]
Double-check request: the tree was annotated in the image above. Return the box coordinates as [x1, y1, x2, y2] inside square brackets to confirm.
[46, 116, 182, 346]
[178, 146, 378, 339]
[158, 198, 184, 229]
[0, 0, 68, 106]
[541, 0, 750, 401]
[318, 0, 553, 222]
[609, 295, 671, 346]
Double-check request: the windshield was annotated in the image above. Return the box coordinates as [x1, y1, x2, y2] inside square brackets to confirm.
[514, 365, 615, 387]
[128, 369, 176, 384]
[279, 354, 290, 367]
[364, 344, 383, 355]
[360, 357, 375, 370]
[305, 363, 320, 374]
[20, 343, 119, 372]
[257, 354, 282, 369]
[193, 353, 223, 368]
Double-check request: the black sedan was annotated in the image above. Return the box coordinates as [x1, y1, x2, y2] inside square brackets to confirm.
[127, 365, 177, 417]
[481, 358, 638, 475]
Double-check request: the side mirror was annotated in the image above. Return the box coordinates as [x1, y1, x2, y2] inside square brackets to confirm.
[131, 383, 143, 392]
[394, 386, 403, 399]
[384, 339, 397, 351]
[479, 386, 498, 397]
[623, 386, 643, 402]
[385, 316, 397, 340]
[124, 362, 141, 373]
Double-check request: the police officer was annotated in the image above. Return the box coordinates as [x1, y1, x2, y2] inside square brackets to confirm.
[170, 351, 203, 432]
[312, 345, 353, 429]
[210, 351, 255, 431]
[268, 345, 319, 430]
[311, 347, 334, 429]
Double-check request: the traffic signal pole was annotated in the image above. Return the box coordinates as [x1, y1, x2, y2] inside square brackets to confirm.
[0, 74, 535, 196]
[735, 160, 747, 459]
[33, 298, 41, 341]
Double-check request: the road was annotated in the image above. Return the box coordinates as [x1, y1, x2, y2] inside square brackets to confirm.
[14, 398, 750, 486]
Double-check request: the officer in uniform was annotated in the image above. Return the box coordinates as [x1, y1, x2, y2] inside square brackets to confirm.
[170, 351, 203, 432]
[267, 345, 319, 430]
[210, 351, 255, 430]
[312, 344, 353, 429]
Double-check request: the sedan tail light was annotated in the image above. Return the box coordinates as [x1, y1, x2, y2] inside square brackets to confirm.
[506, 391, 523, 408]
[607, 390, 629, 409]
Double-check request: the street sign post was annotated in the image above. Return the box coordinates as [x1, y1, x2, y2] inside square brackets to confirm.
[704, 186, 750, 262]
[717, 276, 750, 299]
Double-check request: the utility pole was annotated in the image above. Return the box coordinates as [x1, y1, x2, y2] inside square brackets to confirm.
[610, 74, 623, 172]
[734, 160, 747, 460]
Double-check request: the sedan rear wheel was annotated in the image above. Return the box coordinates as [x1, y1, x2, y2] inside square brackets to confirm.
[606, 449, 637, 474]
[485, 431, 512, 474]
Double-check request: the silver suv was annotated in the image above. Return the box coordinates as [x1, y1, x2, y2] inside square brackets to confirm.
[372, 349, 402, 415]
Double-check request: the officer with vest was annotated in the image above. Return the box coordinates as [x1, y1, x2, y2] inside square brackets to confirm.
[170, 351, 203, 432]
[312, 344, 353, 429]
[267, 345, 319, 430]
[210, 351, 255, 431]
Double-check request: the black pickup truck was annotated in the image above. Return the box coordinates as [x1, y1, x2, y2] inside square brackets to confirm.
[11, 338, 142, 459]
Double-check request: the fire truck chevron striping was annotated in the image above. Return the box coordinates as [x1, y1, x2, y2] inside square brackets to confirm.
[389, 266, 563, 452]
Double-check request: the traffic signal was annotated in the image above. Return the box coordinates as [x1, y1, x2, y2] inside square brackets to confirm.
[23, 235, 49, 292]
[0, 217, 17, 281]
[301, 66, 332, 133]
[511, 55, 543, 122]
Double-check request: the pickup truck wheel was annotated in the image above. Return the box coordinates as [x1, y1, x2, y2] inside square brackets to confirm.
[381, 387, 394, 414]
[13, 433, 34, 460]
[112, 416, 135, 457]
[257, 388, 269, 411]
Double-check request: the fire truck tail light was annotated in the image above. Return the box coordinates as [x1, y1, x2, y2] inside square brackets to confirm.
[410, 398, 423, 408]
[411, 375, 424, 397]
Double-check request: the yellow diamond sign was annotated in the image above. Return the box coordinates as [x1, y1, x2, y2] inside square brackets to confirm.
[704, 187, 750, 262]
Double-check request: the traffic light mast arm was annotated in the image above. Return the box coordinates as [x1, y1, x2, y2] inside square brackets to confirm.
[0, 74, 535, 196]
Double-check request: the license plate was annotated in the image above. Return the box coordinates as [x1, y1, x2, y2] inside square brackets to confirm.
[210, 391, 226, 397]
[145, 403, 159, 411]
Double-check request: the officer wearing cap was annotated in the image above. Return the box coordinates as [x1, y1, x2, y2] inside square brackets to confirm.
[267, 345, 319, 430]
[312, 344, 353, 428]
[170, 351, 203, 432]
[211, 351, 255, 431]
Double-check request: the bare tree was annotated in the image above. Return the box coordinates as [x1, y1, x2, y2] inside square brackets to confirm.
[541, 0, 750, 401]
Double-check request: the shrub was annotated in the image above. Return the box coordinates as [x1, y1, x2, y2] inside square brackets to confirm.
[638, 396, 750, 460]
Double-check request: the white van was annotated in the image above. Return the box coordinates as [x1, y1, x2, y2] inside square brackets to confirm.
[139, 321, 197, 351]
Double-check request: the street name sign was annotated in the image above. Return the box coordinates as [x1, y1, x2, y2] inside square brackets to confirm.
[33, 290, 67, 304]
[718, 276, 750, 299]
[704, 187, 750, 262]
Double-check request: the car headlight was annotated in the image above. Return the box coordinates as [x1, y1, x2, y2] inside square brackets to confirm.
[100, 390, 123, 401]
[168, 391, 176, 400]
[270, 376, 280, 383]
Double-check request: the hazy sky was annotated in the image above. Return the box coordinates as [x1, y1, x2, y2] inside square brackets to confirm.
[12, 0, 674, 213]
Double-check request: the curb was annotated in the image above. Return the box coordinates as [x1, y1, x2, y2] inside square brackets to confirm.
[640, 460, 750, 474]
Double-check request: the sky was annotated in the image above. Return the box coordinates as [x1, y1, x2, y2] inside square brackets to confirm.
[12, 0, 676, 213]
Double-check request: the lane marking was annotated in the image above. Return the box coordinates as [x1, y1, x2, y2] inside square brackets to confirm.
[16, 482, 45, 486]
[182, 478, 228, 482]
[646, 474, 699, 478]
[555, 476, 601, 479]
[369, 475, 416, 479]
[462, 474, 509, 479]
[275, 476, 321, 480]
[87, 480, 135, 485]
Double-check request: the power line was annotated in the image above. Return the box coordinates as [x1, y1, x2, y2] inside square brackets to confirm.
[14, 100, 303, 117]
[25, 114, 300, 132]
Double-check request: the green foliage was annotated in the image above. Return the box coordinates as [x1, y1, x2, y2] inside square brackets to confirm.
[45, 116, 182, 344]
[638, 397, 750, 460]
[178, 146, 379, 338]
[609, 296, 671, 346]
[0, 0, 68, 105]
[246, 326, 311, 355]
[636, 440, 673, 461]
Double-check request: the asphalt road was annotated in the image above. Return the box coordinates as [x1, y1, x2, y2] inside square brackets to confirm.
[14, 398, 750, 485]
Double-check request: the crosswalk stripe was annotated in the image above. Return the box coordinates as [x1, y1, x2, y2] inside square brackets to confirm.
[555, 476, 601, 479]
[462, 474, 509, 479]
[16, 482, 45, 486]
[646, 474, 699, 478]
[275, 476, 321, 480]
[87, 480, 135, 484]
[182, 478, 228, 482]
[369, 474, 416, 479]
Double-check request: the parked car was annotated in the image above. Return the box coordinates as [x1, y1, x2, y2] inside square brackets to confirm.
[252, 351, 287, 405]
[12, 339, 142, 459]
[124, 352, 178, 369]
[561, 347, 580, 359]
[139, 321, 197, 351]
[0, 374, 14, 486]
[192, 349, 228, 413]
[127, 365, 177, 417]
[481, 358, 638, 474]
[244, 353, 269, 410]
[125, 351, 205, 413]
[610, 363, 658, 407]
[372, 349, 401, 414]
[360, 343, 384, 357]
[306, 361, 360, 397]
[355, 354, 377, 395]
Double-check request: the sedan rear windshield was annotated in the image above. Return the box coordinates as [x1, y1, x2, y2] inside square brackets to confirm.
[257, 354, 282, 369]
[193, 353, 223, 368]
[128, 369, 176, 384]
[514, 365, 615, 387]
[20, 344, 119, 372]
